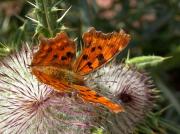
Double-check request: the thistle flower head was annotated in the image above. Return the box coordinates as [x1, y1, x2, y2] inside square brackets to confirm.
[86, 63, 156, 134]
[0, 44, 97, 134]
[0, 43, 156, 134]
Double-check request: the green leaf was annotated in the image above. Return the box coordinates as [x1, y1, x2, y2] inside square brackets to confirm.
[126, 55, 172, 69]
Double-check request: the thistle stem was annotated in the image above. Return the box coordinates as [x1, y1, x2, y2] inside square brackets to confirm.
[42, 0, 53, 37]
[35, 0, 58, 37]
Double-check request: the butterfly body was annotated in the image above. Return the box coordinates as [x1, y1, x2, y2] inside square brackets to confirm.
[31, 65, 85, 90]
[31, 27, 131, 113]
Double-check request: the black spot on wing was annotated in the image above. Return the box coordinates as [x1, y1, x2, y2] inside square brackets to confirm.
[97, 45, 102, 50]
[66, 52, 74, 58]
[91, 47, 96, 52]
[97, 54, 105, 64]
[53, 54, 58, 59]
[82, 54, 88, 60]
[61, 56, 67, 61]
[51, 54, 58, 62]
[87, 62, 93, 69]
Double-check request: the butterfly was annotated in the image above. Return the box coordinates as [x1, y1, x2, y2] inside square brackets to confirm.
[31, 27, 131, 113]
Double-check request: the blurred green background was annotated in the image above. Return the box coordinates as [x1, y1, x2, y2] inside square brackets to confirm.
[0, 0, 179, 133]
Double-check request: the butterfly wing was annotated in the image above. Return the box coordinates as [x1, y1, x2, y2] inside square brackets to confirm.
[73, 27, 131, 75]
[31, 30, 127, 113]
[31, 33, 77, 92]
[72, 85, 124, 113]
[31, 32, 76, 68]
[32, 67, 70, 92]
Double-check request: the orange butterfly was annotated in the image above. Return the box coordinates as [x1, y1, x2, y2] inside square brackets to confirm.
[31, 27, 131, 113]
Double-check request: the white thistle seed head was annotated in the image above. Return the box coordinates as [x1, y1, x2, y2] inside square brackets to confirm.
[86, 63, 156, 134]
[0, 44, 97, 134]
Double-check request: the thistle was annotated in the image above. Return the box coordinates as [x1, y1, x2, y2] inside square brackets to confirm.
[86, 63, 157, 134]
[0, 45, 97, 134]
[27, 0, 70, 38]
